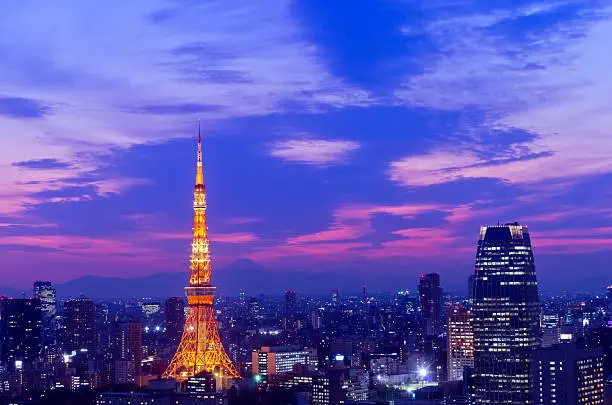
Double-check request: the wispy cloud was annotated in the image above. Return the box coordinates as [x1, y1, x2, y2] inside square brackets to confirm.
[12, 158, 72, 170]
[394, 2, 612, 186]
[269, 137, 360, 167]
[0, 0, 371, 215]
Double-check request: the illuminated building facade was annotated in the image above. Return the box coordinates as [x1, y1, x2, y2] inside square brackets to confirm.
[472, 223, 540, 405]
[312, 374, 330, 405]
[33, 281, 57, 344]
[447, 305, 474, 381]
[541, 314, 561, 348]
[252, 346, 310, 376]
[419, 273, 441, 337]
[532, 344, 604, 405]
[186, 371, 217, 393]
[163, 123, 239, 383]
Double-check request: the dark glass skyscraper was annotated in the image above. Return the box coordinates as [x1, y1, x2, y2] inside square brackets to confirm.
[419, 273, 441, 337]
[472, 223, 540, 405]
[64, 298, 96, 354]
[164, 297, 184, 343]
[0, 298, 42, 371]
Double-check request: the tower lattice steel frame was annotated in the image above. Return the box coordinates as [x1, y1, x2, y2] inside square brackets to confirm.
[163, 123, 240, 382]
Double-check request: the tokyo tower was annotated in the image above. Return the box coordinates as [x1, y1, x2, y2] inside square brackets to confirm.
[163, 122, 240, 383]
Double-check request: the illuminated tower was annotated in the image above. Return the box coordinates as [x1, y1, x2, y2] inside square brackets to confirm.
[163, 123, 240, 383]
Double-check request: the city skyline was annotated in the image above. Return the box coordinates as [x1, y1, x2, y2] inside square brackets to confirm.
[2, 1, 612, 293]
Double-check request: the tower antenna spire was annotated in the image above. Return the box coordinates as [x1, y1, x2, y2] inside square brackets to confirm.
[196, 119, 203, 185]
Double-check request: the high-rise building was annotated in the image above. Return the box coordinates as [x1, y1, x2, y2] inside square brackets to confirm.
[163, 123, 239, 383]
[0, 298, 42, 370]
[129, 321, 142, 376]
[33, 281, 57, 344]
[312, 374, 331, 405]
[447, 305, 474, 382]
[541, 314, 561, 348]
[110, 319, 142, 383]
[164, 297, 184, 343]
[532, 343, 604, 405]
[252, 346, 310, 376]
[331, 290, 340, 306]
[419, 273, 441, 337]
[249, 298, 260, 319]
[607, 285, 612, 313]
[64, 298, 96, 354]
[285, 290, 296, 316]
[472, 223, 540, 405]
[284, 290, 298, 333]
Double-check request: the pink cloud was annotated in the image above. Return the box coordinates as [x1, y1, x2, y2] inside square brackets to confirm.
[526, 227, 612, 254]
[211, 232, 258, 243]
[365, 227, 465, 259]
[534, 238, 612, 254]
[0, 234, 163, 260]
[388, 151, 479, 187]
[253, 202, 468, 262]
[443, 201, 504, 224]
[288, 227, 366, 244]
[287, 202, 444, 246]
[152, 231, 257, 244]
[521, 208, 612, 223]
[248, 241, 370, 262]
[225, 217, 262, 225]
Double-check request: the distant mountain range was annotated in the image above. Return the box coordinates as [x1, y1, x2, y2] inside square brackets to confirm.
[0, 259, 389, 299]
[1, 257, 607, 299]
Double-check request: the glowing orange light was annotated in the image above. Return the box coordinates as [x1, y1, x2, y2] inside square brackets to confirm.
[163, 123, 240, 383]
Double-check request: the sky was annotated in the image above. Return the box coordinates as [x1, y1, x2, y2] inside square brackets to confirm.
[1, 0, 611, 294]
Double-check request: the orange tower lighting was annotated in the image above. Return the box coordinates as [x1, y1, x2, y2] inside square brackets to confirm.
[163, 122, 240, 383]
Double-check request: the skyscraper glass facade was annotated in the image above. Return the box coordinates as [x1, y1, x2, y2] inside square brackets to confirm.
[419, 273, 441, 337]
[472, 223, 540, 405]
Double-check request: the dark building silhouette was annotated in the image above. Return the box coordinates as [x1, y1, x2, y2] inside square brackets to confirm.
[285, 290, 296, 316]
[472, 223, 540, 405]
[467, 275, 475, 303]
[331, 289, 340, 306]
[0, 298, 42, 371]
[164, 297, 184, 343]
[419, 273, 441, 337]
[33, 281, 57, 344]
[64, 298, 96, 354]
[532, 344, 604, 405]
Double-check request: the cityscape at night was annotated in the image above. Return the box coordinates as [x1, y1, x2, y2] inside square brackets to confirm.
[1, 1, 612, 405]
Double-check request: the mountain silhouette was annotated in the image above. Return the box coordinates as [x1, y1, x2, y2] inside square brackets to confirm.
[51, 259, 388, 299]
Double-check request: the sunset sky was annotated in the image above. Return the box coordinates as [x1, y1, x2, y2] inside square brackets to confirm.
[1, 0, 611, 292]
